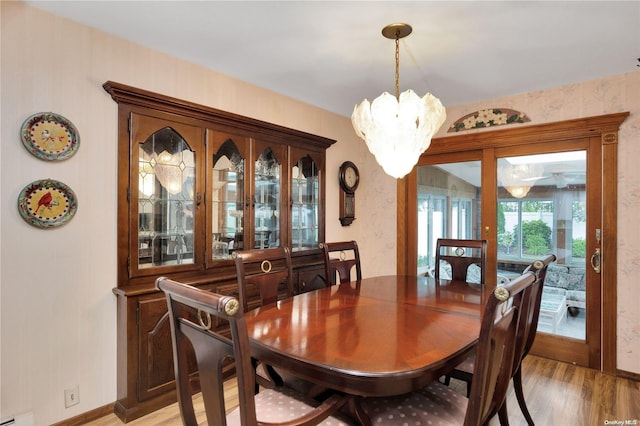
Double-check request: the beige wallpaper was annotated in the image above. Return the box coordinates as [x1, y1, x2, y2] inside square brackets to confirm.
[0, 3, 390, 423]
[436, 71, 640, 374]
[1, 2, 637, 424]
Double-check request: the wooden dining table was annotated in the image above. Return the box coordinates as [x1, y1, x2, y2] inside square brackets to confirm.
[245, 275, 487, 400]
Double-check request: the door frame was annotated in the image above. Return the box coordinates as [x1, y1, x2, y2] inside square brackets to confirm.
[397, 112, 629, 373]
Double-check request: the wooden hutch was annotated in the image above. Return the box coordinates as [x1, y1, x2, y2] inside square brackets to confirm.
[103, 81, 334, 421]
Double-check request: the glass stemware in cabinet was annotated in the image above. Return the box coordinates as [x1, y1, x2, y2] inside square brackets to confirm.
[212, 143, 245, 259]
[291, 156, 319, 252]
[254, 149, 281, 249]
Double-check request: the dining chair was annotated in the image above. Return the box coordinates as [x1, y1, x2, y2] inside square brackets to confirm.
[234, 246, 327, 397]
[156, 277, 352, 426]
[446, 254, 556, 425]
[360, 269, 537, 426]
[503, 253, 556, 425]
[321, 240, 362, 285]
[233, 247, 294, 390]
[435, 238, 488, 284]
[233, 246, 295, 313]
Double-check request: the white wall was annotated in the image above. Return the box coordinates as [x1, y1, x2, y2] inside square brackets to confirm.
[1, 2, 638, 424]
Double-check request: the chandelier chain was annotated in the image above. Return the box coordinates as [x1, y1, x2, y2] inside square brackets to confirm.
[395, 36, 400, 100]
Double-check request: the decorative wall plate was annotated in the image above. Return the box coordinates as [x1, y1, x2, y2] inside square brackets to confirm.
[17, 179, 78, 228]
[20, 112, 80, 161]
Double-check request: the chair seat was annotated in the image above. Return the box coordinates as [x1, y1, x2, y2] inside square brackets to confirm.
[361, 382, 468, 425]
[447, 353, 475, 397]
[226, 387, 350, 425]
[454, 353, 476, 374]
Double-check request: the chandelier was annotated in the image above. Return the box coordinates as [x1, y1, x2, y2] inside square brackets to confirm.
[351, 23, 446, 179]
[152, 149, 194, 195]
[498, 163, 544, 198]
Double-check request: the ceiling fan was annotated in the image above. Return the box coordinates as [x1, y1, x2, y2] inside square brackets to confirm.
[522, 171, 586, 188]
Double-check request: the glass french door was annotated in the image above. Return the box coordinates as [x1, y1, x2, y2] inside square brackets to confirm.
[413, 143, 601, 368]
[416, 159, 483, 278]
[497, 151, 587, 341]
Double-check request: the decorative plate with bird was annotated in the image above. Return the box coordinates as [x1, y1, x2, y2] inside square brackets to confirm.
[20, 112, 80, 161]
[17, 179, 78, 228]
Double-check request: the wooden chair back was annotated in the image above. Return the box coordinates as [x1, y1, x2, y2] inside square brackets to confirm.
[516, 253, 557, 365]
[322, 240, 362, 285]
[435, 238, 487, 284]
[233, 247, 294, 312]
[464, 270, 537, 425]
[156, 276, 257, 425]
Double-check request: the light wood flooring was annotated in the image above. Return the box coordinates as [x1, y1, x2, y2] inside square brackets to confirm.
[85, 356, 640, 425]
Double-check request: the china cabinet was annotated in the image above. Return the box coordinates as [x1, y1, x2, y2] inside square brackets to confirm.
[104, 81, 334, 421]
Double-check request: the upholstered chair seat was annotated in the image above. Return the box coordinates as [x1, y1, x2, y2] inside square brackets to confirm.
[361, 382, 468, 425]
[226, 386, 350, 425]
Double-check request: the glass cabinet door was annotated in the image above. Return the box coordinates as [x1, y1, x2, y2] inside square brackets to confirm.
[211, 139, 245, 260]
[137, 126, 196, 269]
[291, 155, 319, 252]
[254, 146, 282, 249]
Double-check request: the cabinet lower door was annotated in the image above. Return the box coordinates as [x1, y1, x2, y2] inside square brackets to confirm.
[137, 296, 179, 401]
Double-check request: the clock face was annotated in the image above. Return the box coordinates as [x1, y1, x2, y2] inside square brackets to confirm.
[340, 161, 359, 193]
[345, 167, 357, 187]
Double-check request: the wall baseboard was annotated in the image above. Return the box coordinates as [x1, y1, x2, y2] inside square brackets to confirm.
[617, 368, 640, 382]
[50, 403, 114, 426]
[0, 412, 33, 426]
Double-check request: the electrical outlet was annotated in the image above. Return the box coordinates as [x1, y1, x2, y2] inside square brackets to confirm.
[64, 386, 79, 408]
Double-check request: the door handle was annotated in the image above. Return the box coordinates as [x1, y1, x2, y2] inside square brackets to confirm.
[590, 247, 601, 274]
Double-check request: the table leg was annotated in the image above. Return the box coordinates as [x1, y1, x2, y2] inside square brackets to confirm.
[346, 397, 371, 426]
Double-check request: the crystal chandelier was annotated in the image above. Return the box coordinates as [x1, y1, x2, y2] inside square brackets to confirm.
[351, 23, 446, 179]
[498, 163, 544, 198]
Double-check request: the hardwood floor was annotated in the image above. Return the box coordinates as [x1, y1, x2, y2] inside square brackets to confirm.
[85, 356, 639, 425]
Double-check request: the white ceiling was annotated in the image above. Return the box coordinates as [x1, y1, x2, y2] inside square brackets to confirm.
[25, 1, 640, 118]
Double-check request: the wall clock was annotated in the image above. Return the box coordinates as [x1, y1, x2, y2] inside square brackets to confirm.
[339, 161, 359, 226]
